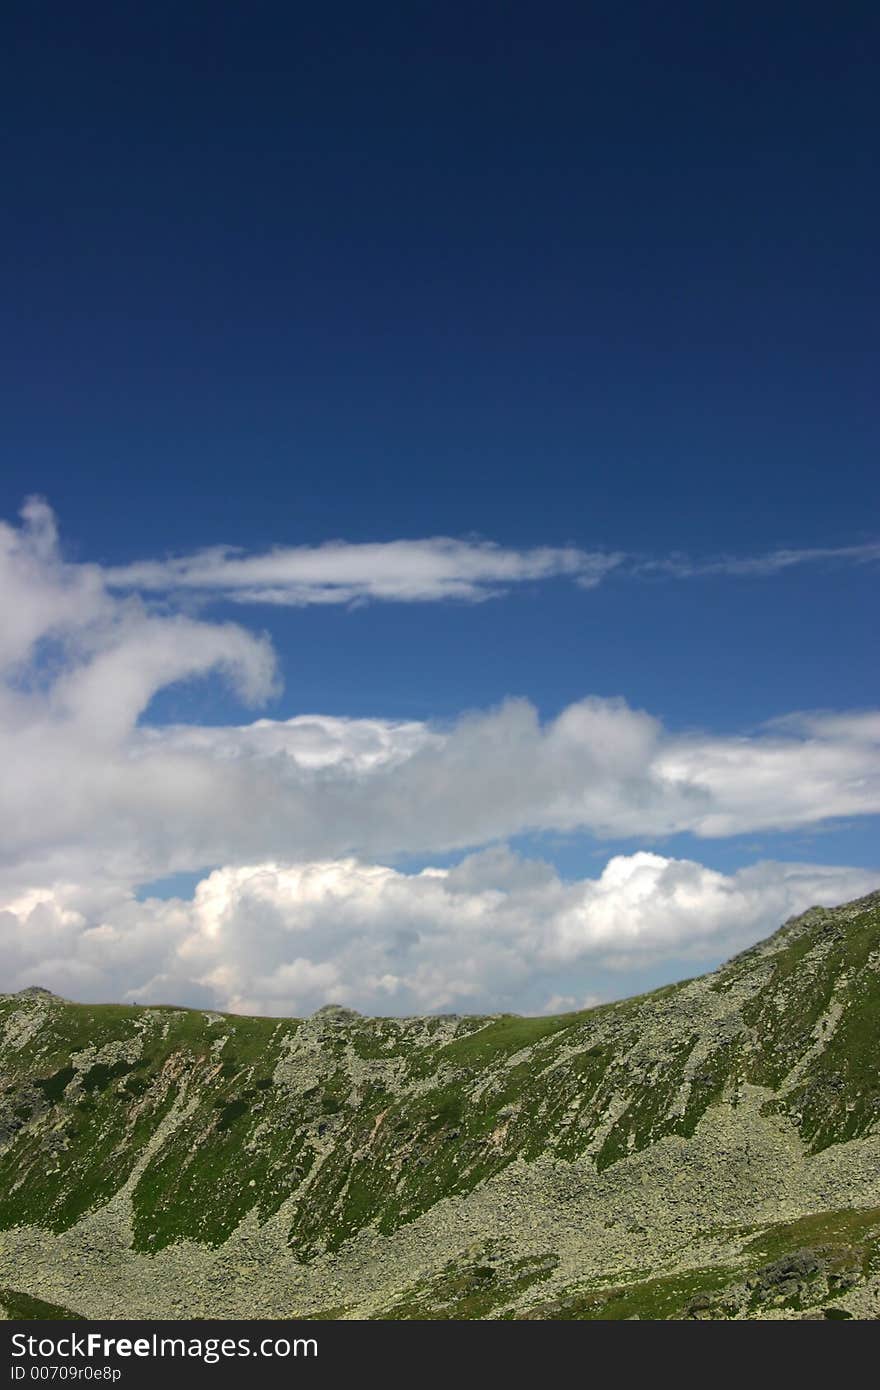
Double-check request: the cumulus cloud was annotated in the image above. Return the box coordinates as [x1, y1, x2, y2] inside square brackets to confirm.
[2, 690, 880, 902]
[1, 850, 874, 1015]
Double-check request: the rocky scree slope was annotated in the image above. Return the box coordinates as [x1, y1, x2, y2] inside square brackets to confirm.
[0, 890, 878, 1319]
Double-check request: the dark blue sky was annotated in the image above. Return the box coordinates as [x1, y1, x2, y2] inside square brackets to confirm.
[4, 1, 877, 539]
[2, 1, 877, 851]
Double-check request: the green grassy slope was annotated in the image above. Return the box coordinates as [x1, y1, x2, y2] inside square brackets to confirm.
[0, 890, 878, 1318]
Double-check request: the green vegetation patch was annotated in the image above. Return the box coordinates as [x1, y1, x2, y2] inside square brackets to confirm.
[437, 1013, 581, 1067]
[0, 1288, 85, 1320]
[34, 1067, 75, 1104]
[521, 1264, 740, 1320]
[379, 1251, 559, 1320]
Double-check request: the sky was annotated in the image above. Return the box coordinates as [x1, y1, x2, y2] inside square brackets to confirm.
[1, 2, 877, 1017]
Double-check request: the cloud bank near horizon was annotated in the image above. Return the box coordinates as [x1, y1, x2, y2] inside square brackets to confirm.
[2, 850, 875, 1016]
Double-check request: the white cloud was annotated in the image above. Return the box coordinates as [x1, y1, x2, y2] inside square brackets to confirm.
[0, 499, 278, 723]
[762, 709, 880, 742]
[105, 536, 622, 605]
[0, 497, 878, 1014]
[1, 851, 874, 1015]
[0, 500, 879, 897]
[2, 688, 879, 903]
[99, 530, 878, 608]
[0, 496, 107, 670]
[150, 712, 440, 770]
[103, 527, 880, 610]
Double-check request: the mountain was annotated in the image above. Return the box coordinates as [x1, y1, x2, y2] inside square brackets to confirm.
[1, 891, 878, 1320]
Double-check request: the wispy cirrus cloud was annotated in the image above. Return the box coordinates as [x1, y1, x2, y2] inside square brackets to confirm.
[635, 541, 880, 580]
[101, 526, 880, 609]
[105, 536, 624, 606]
[5, 492, 878, 640]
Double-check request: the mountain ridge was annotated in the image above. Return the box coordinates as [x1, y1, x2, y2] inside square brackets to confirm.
[1, 889, 878, 1319]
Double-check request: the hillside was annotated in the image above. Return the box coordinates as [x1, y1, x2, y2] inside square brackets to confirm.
[1, 890, 878, 1320]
